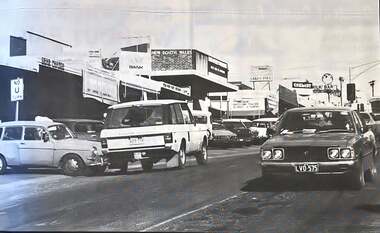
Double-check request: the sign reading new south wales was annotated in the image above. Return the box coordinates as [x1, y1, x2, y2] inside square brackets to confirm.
[292, 81, 313, 89]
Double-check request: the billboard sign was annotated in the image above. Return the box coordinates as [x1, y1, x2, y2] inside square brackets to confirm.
[119, 51, 151, 76]
[83, 66, 119, 105]
[231, 98, 264, 111]
[250, 65, 273, 82]
[292, 81, 313, 89]
[151, 49, 193, 71]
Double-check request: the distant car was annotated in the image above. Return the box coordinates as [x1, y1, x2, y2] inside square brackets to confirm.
[260, 107, 377, 190]
[0, 121, 105, 176]
[359, 112, 376, 132]
[251, 117, 278, 143]
[210, 123, 238, 147]
[101, 100, 209, 173]
[54, 119, 104, 141]
[192, 110, 212, 140]
[222, 119, 257, 145]
[371, 113, 380, 138]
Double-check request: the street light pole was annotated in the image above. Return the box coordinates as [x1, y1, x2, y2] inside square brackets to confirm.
[369, 80, 375, 97]
[339, 76, 344, 106]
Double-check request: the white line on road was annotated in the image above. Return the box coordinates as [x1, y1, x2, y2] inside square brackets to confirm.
[141, 193, 242, 232]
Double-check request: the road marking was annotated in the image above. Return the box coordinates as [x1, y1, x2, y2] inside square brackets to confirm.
[141, 193, 242, 232]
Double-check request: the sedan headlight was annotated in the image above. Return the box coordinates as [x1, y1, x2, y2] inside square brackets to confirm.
[327, 147, 355, 160]
[91, 146, 99, 157]
[328, 148, 340, 160]
[261, 150, 272, 160]
[273, 149, 284, 160]
[340, 148, 353, 159]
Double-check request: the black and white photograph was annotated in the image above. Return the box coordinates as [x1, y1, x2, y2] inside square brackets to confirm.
[0, 0, 380, 232]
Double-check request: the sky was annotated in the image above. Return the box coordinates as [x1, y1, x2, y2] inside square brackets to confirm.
[0, 0, 379, 99]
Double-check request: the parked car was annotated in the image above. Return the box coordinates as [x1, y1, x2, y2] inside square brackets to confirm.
[210, 122, 238, 147]
[222, 118, 257, 145]
[0, 120, 105, 176]
[260, 107, 377, 190]
[371, 113, 380, 138]
[54, 119, 104, 141]
[100, 100, 209, 173]
[250, 117, 278, 143]
[192, 110, 212, 140]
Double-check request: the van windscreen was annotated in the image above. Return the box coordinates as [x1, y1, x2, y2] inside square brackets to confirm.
[104, 105, 169, 128]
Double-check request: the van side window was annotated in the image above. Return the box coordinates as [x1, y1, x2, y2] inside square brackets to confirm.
[180, 103, 194, 124]
[173, 104, 184, 124]
[169, 105, 178, 124]
[3, 127, 23, 141]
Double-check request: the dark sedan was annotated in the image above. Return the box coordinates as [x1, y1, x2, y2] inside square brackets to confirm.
[260, 107, 377, 189]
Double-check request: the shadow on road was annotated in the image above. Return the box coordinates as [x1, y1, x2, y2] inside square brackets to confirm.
[6, 168, 62, 175]
[241, 176, 350, 192]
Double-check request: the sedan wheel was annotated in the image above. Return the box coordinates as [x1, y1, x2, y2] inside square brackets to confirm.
[62, 155, 85, 176]
[365, 155, 377, 182]
[0, 156, 6, 175]
[350, 164, 365, 190]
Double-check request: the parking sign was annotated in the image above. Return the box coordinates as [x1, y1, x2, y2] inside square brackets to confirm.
[11, 78, 24, 102]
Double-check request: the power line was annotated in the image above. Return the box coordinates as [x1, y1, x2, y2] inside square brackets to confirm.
[0, 7, 376, 16]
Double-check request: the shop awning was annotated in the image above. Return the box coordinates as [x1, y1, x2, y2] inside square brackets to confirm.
[116, 72, 162, 94]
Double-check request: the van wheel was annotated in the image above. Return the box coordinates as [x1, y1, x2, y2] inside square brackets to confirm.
[120, 161, 129, 174]
[141, 160, 154, 172]
[196, 141, 208, 165]
[62, 155, 85, 176]
[177, 144, 186, 169]
[0, 156, 6, 175]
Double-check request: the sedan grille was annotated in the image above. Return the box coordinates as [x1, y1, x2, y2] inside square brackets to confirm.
[283, 146, 329, 162]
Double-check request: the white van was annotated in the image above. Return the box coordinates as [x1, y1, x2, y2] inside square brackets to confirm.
[100, 100, 209, 173]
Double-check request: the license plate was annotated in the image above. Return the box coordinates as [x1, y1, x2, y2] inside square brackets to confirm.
[295, 163, 319, 173]
[129, 137, 143, 145]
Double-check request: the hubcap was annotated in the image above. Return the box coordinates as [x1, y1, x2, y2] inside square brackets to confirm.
[67, 159, 79, 171]
[0, 159, 3, 170]
[202, 146, 207, 160]
[180, 149, 186, 164]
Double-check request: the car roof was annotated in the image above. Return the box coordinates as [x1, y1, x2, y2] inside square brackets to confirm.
[222, 118, 252, 122]
[54, 119, 103, 123]
[285, 107, 352, 112]
[252, 117, 278, 122]
[0, 121, 64, 128]
[109, 99, 187, 109]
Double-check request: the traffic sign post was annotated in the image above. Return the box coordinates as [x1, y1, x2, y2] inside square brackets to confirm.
[10, 78, 24, 121]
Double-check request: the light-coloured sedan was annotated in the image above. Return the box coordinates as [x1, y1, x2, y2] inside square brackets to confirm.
[0, 121, 105, 176]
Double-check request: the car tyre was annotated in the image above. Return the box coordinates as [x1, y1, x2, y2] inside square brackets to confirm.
[177, 144, 186, 169]
[62, 154, 86, 176]
[141, 159, 154, 172]
[0, 156, 6, 175]
[119, 161, 129, 174]
[196, 141, 208, 165]
[349, 164, 365, 190]
[365, 155, 377, 182]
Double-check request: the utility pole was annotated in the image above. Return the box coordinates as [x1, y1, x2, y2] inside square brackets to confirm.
[369, 80, 376, 97]
[339, 76, 344, 106]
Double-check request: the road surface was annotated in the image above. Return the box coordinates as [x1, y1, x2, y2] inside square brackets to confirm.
[1, 145, 380, 232]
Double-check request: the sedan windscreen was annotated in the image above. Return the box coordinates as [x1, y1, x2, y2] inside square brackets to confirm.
[105, 105, 170, 128]
[278, 110, 355, 134]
